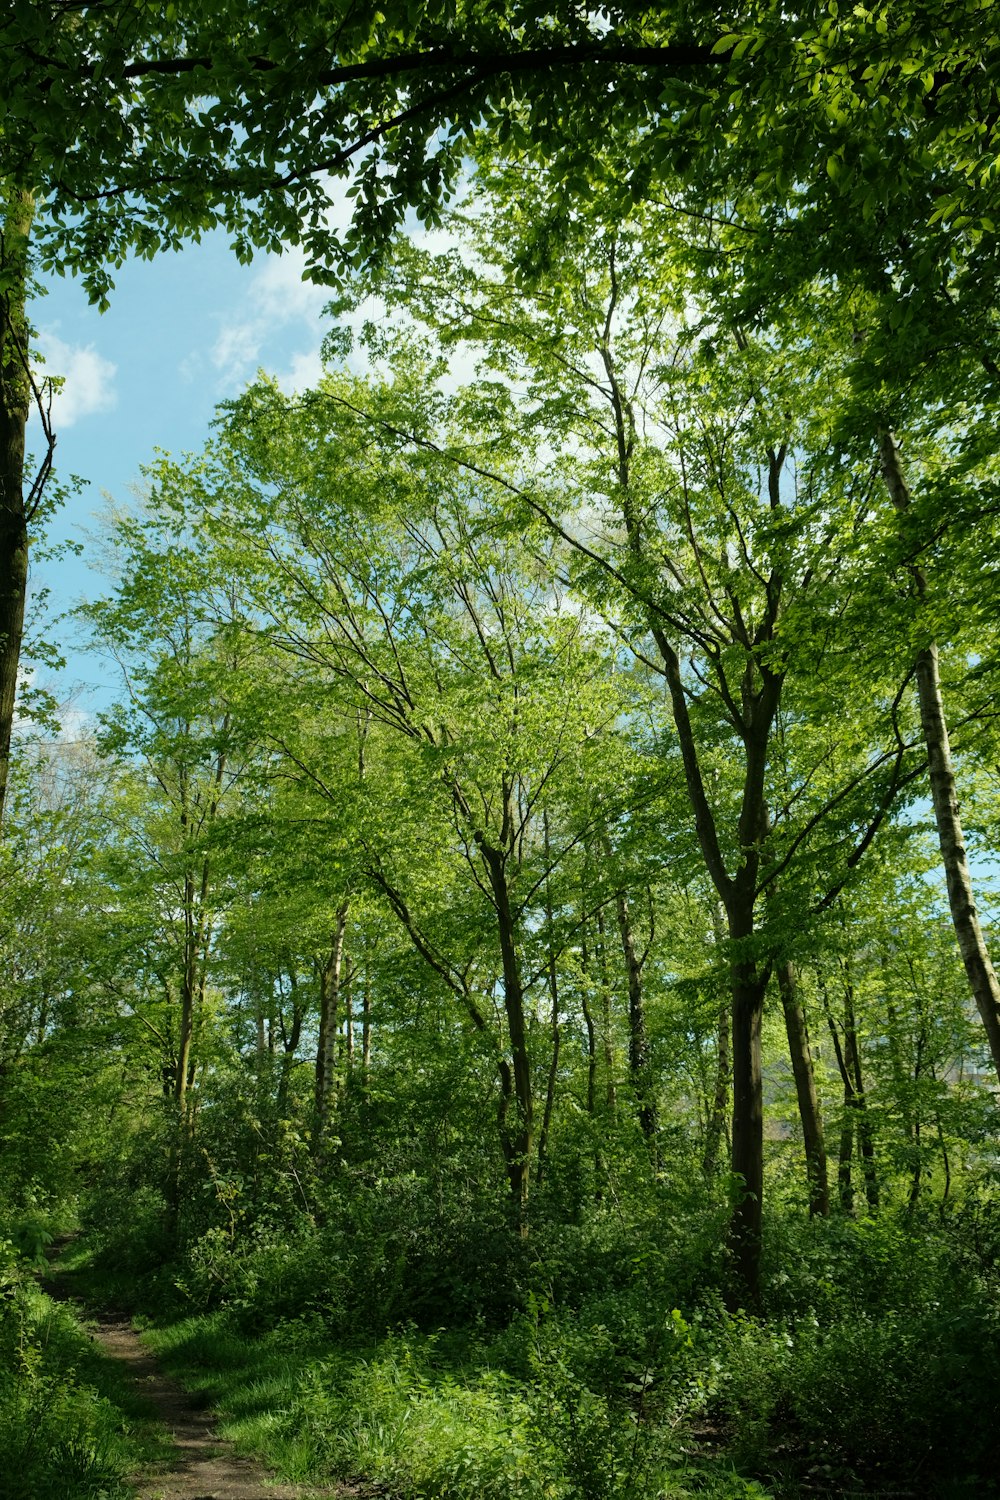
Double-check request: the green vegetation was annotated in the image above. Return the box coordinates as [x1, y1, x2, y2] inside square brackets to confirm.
[4, 5, 1000, 1497]
[0, 1238, 168, 1500]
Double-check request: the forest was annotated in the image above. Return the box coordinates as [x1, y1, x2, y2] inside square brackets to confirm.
[2, 4, 1000, 1497]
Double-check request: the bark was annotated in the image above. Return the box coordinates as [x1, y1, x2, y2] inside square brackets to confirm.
[174, 866, 198, 1111]
[0, 190, 34, 834]
[702, 1001, 731, 1178]
[885, 982, 923, 1212]
[578, 936, 597, 1116]
[477, 833, 533, 1218]
[595, 908, 617, 1111]
[614, 886, 657, 1152]
[777, 960, 829, 1216]
[915, 641, 1000, 1071]
[703, 905, 730, 1179]
[314, 902, 349, 1146]
[579, 922, 608, 1194]
[536, 971, 560, 1190]
[879, 430, 1000, 1084]
[722, 661, 782, 1305]
[838, 1109, 854, 1214]
[844, 1005, 879, 1214]
[820, 969, 877, 1213]
[167, 839, 213, 1236]
[361, 971, 371, 1073]
[907, 1030, 924, 1213]
[728, 886, 768, 1301]
[537, 816, 560, 1190]
[172, 730, 228, 1116]
[932, 1066, 951, 1206]
[276, 973, 303, 1116]
[174, 867, 215, 1111]
[344, 953, 354, 1066]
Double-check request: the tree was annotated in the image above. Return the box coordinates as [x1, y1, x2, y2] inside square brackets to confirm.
[340, 182, 933, 1298]
[80, 496, 256, 1229]
[1, 1, 993, 831]
[873, 431, 1000, 1089]
[0, 733, 145, 1215]
[142, 366, 640, 1217]
[9, 4, 995, 309]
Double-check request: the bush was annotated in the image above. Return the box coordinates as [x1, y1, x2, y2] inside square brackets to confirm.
[716, 1207, 1000, 1494]
[0, 1243, 141, 1500]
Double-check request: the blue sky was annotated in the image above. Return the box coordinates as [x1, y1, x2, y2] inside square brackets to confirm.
[28, 232, 335, 724]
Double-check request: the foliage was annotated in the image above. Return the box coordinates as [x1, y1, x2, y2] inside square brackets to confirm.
[6, 40, 1000, 1486]
[141, 1302, 766, 1500]
[718, 1209, 1000, 1493]
[0, 1246, 161, 1500]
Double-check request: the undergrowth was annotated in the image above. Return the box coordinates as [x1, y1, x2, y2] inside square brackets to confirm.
[140, 1308, 767, 1499]
[0, 1233, 166, 1500]
[73, 1127, 1000, 1499]
[106, 1194, 1000, 1500]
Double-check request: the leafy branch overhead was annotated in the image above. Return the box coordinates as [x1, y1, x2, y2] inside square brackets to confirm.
[4, 2, 998, 309]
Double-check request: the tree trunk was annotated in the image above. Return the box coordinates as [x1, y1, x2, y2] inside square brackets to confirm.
[885, 983, 922, 1212]
[777, 960, 829, 1216]
[314, 902, 348, 1147]
[167, 845, 210, 1241]
[915, 641, 1000, 1071]
[702, 1001, 731, 1179]
[730, 991, 766, 1290]
[703, 904, 730, 1179]
[879, 429, 1000, 1083]
[344, 953, 354, 1067]
[536, 976, 560, 1190]
[537, 817, 560, 1190]
[726, 881, 768, 1303]
[595, 908, 617, 1112]
[361, 971, 371, 1073]
[579, 951, 597, 1115]
[820, 968, 877, 1213]
[477, 834, 533, 1220]
[614, 885, 657, 1154]
[276, 973, 303, 1117]
[838, 1108, 854, 1213]
[174, 866, 198, 1112]
[0, 190, 34, 834]
[843, 993, 879, 1214]
[580, 922, 608, 1194]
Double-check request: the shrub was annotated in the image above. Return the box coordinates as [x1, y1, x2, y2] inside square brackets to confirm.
[0, 1244, 140, 1500]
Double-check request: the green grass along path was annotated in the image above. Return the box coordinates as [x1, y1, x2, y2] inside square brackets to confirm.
[42, 1256, 347, 1500]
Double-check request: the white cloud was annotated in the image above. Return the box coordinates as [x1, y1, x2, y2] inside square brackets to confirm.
[211, 319, 264, 379]
[210, 246, 331, 385]
[32, 333, 118, 428]
[275, 348, 327, 394]
[255, 253, 330, 323]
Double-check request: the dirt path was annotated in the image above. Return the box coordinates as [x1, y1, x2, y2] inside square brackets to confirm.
[89, 1303, 346, 1500]
[41, 1262, 349, 1500]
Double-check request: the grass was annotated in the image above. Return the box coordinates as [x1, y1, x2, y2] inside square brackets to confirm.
[136, 1307, 770, 1499]
[58, 1201, 1000, 1498]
